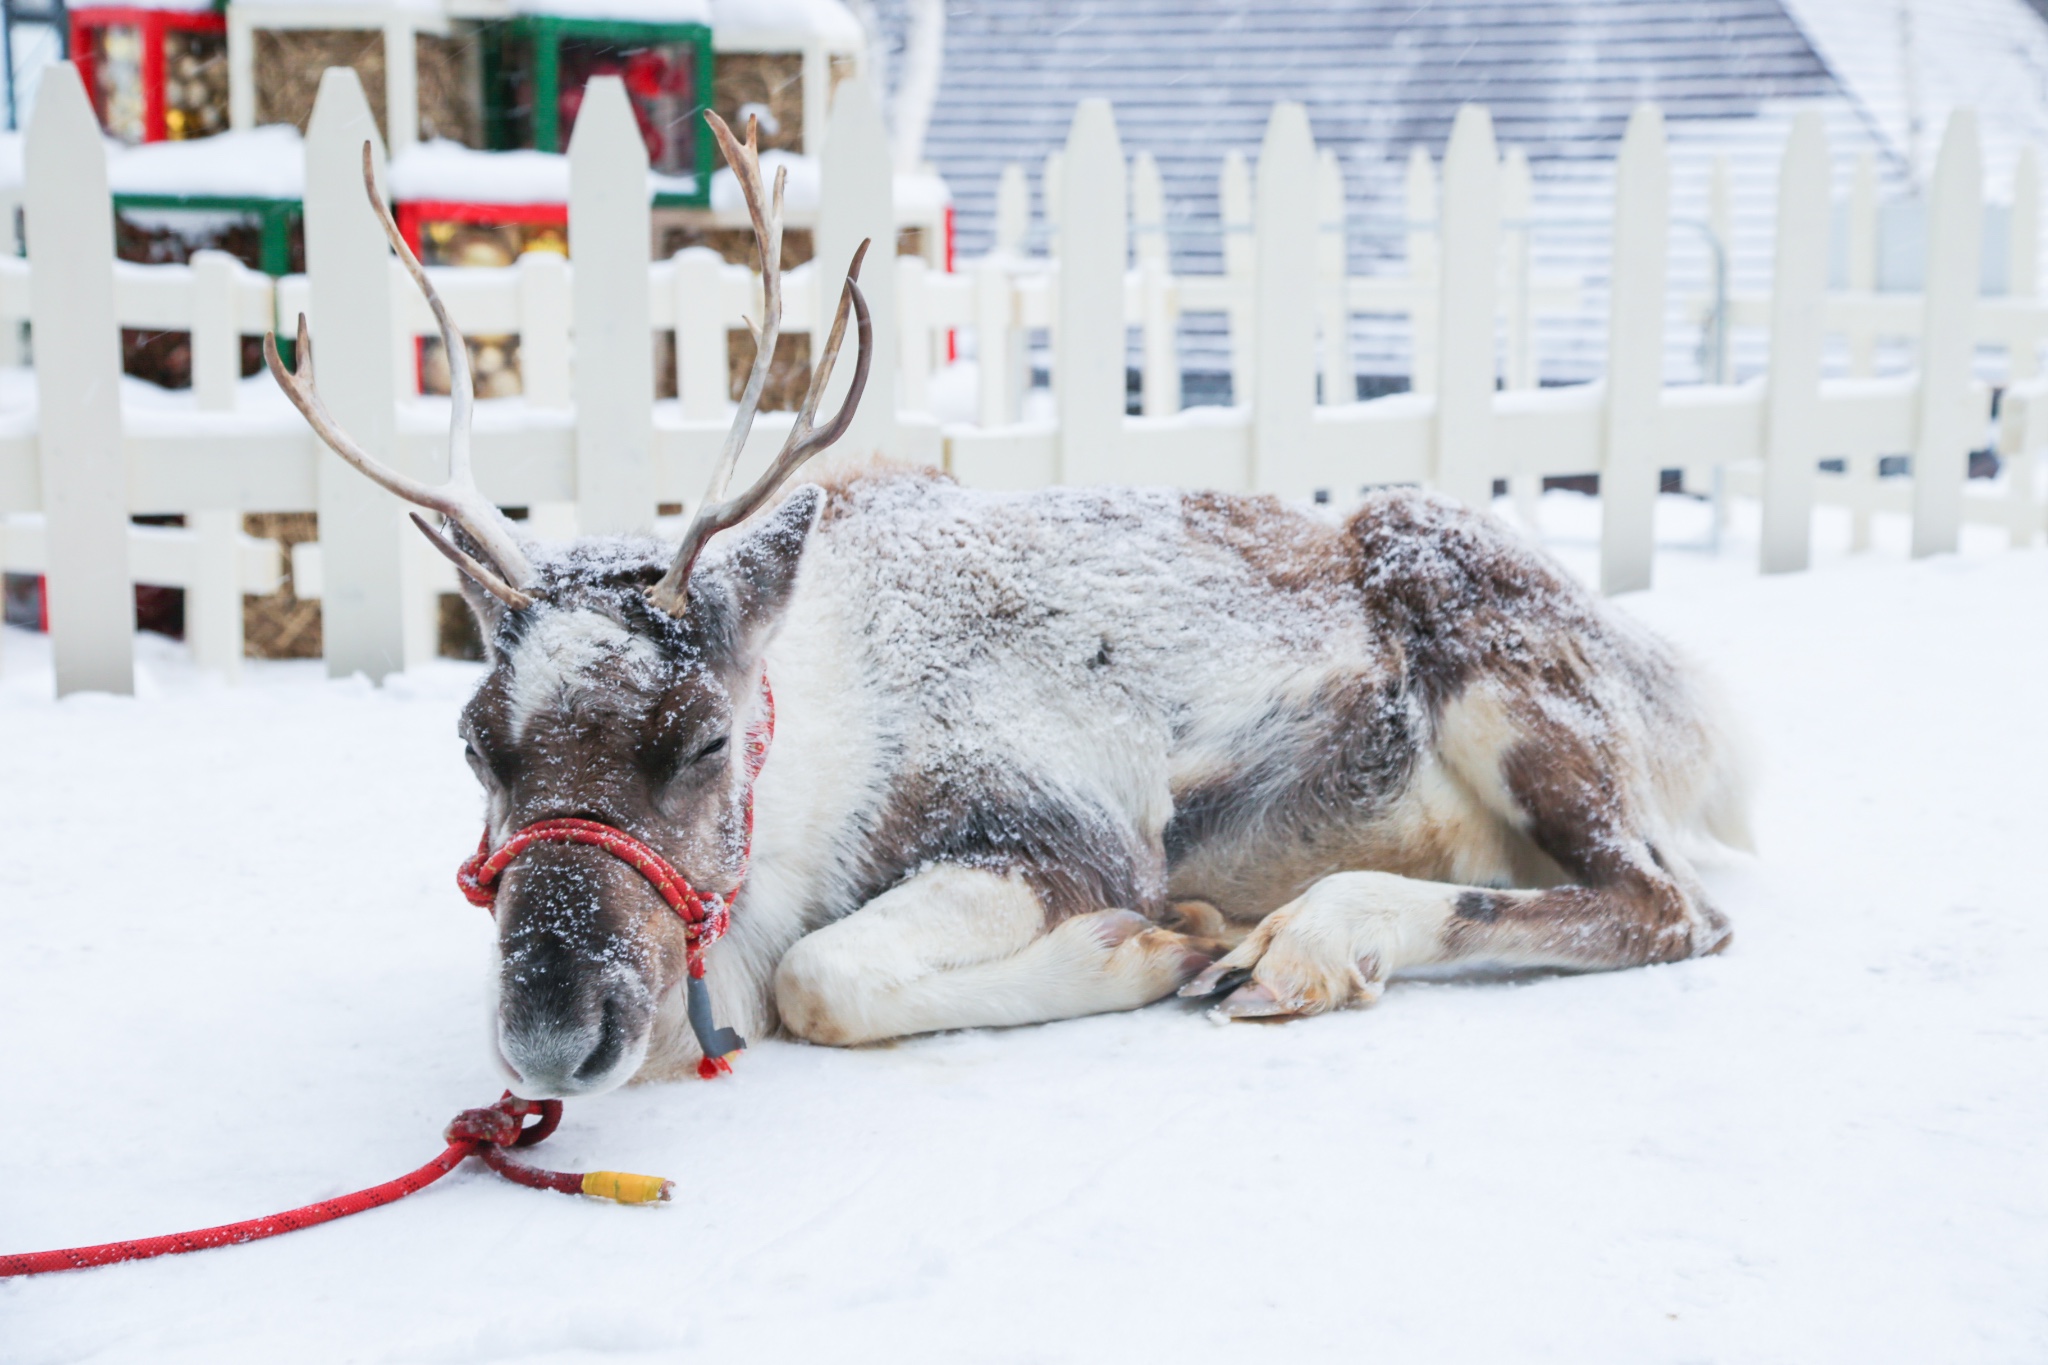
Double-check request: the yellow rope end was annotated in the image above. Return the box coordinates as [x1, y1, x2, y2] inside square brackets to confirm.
[580, 1170, 674, 1204]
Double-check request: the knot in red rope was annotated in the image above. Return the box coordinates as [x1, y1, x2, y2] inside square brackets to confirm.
[444, 1093, 562, 1149]
[0, 1090, 666, 1277]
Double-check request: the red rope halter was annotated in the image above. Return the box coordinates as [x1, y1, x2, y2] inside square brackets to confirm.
[454, 673, 774, 1078]
[1, 674, 777, 1279]
[457, 820, 731, 980]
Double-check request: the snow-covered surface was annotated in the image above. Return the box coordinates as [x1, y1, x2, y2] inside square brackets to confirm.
[0, 363, 304, 429]
[232, 0, 443, 12]
[2, 494, 2045, 1361]
[105, 125, 306, 201]
[707, 153, 946, 223]
[495, 0, 860, 38]
[893, 165, 949, 219]
[510, 0, 711, 22]
[391, 141, 703, 205]
[712, 0, 861, 46]
[389, 139, 571, 206]
[710, 147, 816, 213]
[223, 0, 856, 35]
[96, 135, 705, 208]
[1781, 0, 2048, 196]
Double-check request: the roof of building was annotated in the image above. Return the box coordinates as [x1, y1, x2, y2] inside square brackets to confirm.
[1780, 0, 2048, 197]
[873, 0, 1849, 268]
[870, 0, 2048, 386]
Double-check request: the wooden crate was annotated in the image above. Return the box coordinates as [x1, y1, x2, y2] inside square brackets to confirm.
[71, 5, 228, 143]
[482, 15, 713, 201]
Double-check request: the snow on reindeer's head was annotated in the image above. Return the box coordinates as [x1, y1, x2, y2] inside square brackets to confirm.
[267, 122, 871, 1096]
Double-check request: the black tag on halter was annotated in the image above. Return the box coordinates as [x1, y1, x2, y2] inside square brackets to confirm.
[685, 972, 746, 1061]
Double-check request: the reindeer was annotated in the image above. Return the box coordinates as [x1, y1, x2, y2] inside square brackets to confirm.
[268, 117, 1750, 1098]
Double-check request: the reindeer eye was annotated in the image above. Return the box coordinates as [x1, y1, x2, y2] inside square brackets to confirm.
[692, 735, 729, 764]
[464, 739, 512, 785]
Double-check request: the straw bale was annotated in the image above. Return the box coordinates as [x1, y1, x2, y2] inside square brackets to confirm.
[725, 329, 812, 411]
[256, 29, 388, 143]
[417, 32, 481, 146]
[713, 53, 803, 154]
[656, 219, 813, 273]
[241, 512, 321, 659]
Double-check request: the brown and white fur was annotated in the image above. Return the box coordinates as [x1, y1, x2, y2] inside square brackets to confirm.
[454, 466, 1749, 1095]
[272, 122, 1748, 1100]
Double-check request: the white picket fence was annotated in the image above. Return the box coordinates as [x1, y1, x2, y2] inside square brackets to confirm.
[1, 60, 2041, 696]
[966, 131, 1584, 423]
[955, 100, 2038, 581]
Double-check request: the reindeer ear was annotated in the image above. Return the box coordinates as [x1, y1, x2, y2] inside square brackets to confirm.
[454, 569, 511, 660]
[696, 483, 824, 655]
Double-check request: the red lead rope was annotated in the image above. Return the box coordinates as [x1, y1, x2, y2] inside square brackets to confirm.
[0, 1094, 669, 1279]
[2, 676, 776, 1279]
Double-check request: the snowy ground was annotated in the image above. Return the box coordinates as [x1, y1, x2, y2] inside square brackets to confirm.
[3, 492, 2045, 1363]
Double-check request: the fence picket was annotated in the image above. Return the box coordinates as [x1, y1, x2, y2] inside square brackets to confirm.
[8, 86, 2042, 689]
[1501, 146, 1541, 527]
[2006, 147, 2041, 545]
[1912, 110, 1984, 558]
[1405, 147, 1438, 395]
[973, 256, 1016, 427]
[1317, 148, 1350, 408]
[1844, 150, 1881, 549]
[569, 77, 656, 533]
[898, 254, 931, 413]
[518, 250, 572, 411]
[1598, 104, 1667, 594]
[818, 78, 900, 471]
[1501, 148, 1535, 392]
[25, 63, 132, 695]
[1134, 150, 1179, 417]
[995, 164, 1028, 254]
[672, 246, 727, 423]
[189, 251, 240, 412]
[305, 68, 407, 681]
[1433, 105, 1499, 511]
[1043, 149, 1065, 259]
[1221, 150, 1254, 404]
[1760, 111, 1829, 575]
[1251, 102, 1318, 495]
[1055, 99, 1126, 482]
[187, 248, 245, 679]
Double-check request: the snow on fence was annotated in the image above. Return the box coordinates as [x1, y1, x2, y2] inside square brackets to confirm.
[958, 100, 2037, 584]
[1702, 144, 2048, 553]
[1, 61, 2041, 696]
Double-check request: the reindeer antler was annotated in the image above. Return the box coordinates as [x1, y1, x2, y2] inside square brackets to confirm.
[647, 111, 874, 616]
[264, 141, 536, 611]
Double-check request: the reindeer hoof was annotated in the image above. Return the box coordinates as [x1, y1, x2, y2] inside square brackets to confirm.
[1207, 981, 1302, 1021]
[1178, 962, 1250, 999]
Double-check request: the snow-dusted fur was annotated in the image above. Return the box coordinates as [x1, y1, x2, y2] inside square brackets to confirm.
[454, 466, 1748, 1096]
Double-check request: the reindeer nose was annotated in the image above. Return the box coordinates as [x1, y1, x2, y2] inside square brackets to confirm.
[500, 987, 638, 1097]
[492, 843, 660, 1096]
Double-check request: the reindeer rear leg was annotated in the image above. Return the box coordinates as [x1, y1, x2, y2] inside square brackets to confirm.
[775, 865, 1218, 1046]
[1183, 690, 1733, 1020]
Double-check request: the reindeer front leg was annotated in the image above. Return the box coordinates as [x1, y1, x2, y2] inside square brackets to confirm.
[1184, 693, 1734, 1019]
[774, 866, 1217, 1046]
